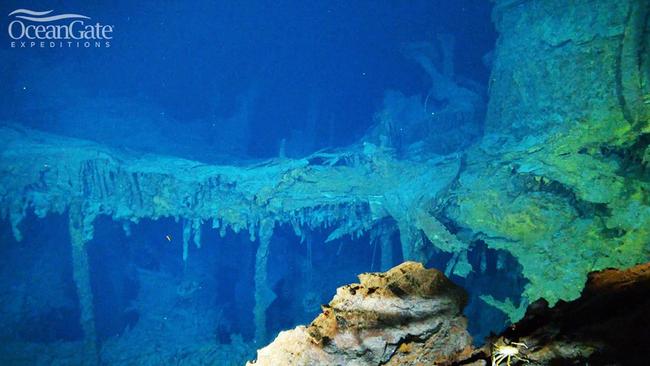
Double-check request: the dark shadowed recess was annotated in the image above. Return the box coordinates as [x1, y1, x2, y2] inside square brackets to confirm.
[0, 213, 83, 343]
[0, 210, 524, 348]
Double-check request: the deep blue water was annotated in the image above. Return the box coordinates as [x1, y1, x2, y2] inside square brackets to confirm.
[0, 1, 520, 365]
[1, 0, 495, 160]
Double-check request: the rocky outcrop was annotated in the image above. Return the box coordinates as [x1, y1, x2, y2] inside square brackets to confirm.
[247, 262, 472, 366]
[249, 262, 650, 366]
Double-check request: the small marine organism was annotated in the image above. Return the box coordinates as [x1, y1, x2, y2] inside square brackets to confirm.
[491, 339, 529, 366]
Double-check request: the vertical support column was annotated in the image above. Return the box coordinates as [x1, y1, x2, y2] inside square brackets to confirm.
[437, 33, 455, 79]
[397, 221, 425, 263]
[254, 218, 276, 345]
[619, 0, 649, 125]
[69, 203, 98, 366]
[305, 232, 313, 285]
[379, 229, 393, 272]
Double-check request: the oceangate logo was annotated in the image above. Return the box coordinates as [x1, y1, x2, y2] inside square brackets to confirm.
[7, 9, 113, 48]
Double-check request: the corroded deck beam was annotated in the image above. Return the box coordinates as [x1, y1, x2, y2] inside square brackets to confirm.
[0, 123, 465, 349]
[0, 124, 462, 261]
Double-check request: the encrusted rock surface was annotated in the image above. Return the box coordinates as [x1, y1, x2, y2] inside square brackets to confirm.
[250, 262, 471, 365]
[247, 262, 472, 366]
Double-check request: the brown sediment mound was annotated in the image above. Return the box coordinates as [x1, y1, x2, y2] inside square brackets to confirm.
[482, 262, 650, 365]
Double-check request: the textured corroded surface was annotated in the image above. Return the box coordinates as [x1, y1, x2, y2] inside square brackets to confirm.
[446, 0, 650, 312]
[0, 124, 462, 262]
[488, 0, 649, 136]
[1, 0, 648, 345]
[247, 262, 472, 366]
[0, 122, 468, 352]
[0, 124, 467, 351]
